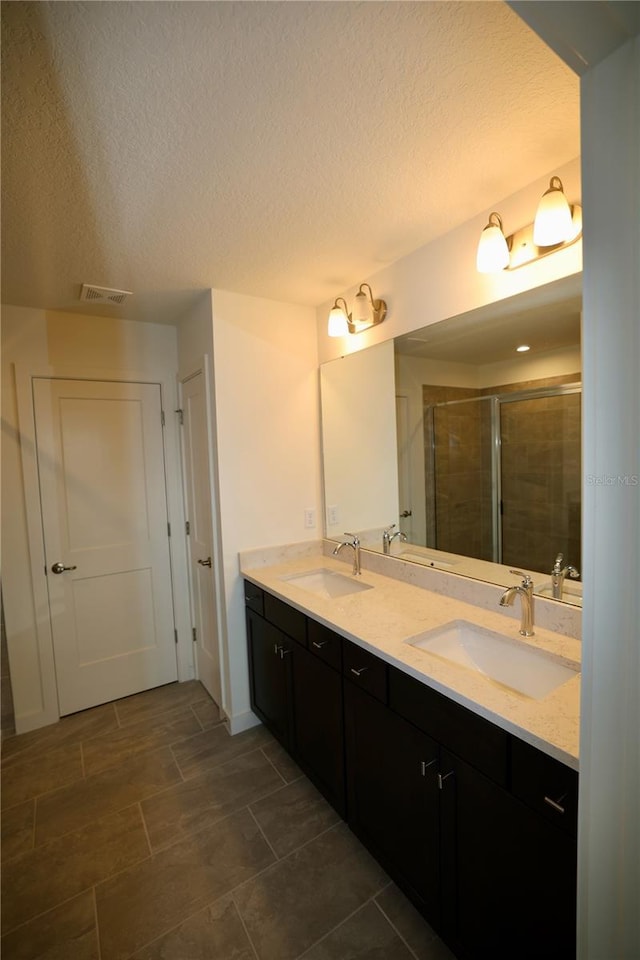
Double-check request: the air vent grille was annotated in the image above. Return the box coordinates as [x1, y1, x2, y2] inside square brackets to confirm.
[80, 284, 132, 305]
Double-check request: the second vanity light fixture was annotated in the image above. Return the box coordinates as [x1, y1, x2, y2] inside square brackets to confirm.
[327, 283, 387, 337]
[476, 176, 582, 274]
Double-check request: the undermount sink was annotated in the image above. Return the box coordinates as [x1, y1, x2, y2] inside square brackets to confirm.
[406, 619, 579, 700]
[281, 568, 373, 600]
[399, 550, 458, 571]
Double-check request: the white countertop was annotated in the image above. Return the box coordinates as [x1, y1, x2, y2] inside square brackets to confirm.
[241, 551, 581, 770]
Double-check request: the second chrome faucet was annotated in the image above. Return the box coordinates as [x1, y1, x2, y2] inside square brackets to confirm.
[500, 573, 535, 636]
[382, 523, 407, 555]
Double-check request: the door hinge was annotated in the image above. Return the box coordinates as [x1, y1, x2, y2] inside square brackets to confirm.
[175, 408, 184, 425]
[185, 520, 190, 535]
[192, 627, 197, 642]
[174, 629, 178, 645]
[167, 522, 171, 537]
[161, 410, 166, 427]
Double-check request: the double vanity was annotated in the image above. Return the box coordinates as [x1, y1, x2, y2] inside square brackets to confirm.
[241, 542, 580, 960]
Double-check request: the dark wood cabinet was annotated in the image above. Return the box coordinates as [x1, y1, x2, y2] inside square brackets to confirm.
[440, 747, 577, 960]
[244, 580, 578, 960]
[292, 640, 345, 816]
[246, 606, 293, 748]
[344, 679, 441, 921]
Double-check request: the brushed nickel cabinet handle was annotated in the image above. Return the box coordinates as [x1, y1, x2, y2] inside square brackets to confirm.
[350, 666, 368, 677]
[544, 794, 567, 814]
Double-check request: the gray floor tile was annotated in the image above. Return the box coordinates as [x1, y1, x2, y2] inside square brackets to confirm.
[0, 702, 118, 768]
[1, 804, 149, 935]
[96, 807, 275, 960]
[1, 799, 35, 860]
[261, 739, 302, 783]
[0, 890, 99, 960]
[1, 743, 83, 809]
[190, 698, 223, 730]
[34, 747, 181, 845]
[141, 748, 285, 851]
[233, 822, 388, 960]
[171, 721, 274, 780]
[375, 884, 455, 960]
[250, 776, 339, 858]
[82, 707, 202, 777]
[114, 681, 210, 727]
[129, 894, 256, 960]
[301, 901, 415, 959]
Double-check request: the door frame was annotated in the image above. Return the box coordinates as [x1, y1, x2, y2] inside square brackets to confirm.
[15, 362, 194, 730]
[176, 355, 228, 716]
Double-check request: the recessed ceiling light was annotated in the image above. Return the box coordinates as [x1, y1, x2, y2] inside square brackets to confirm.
[516, 344, 530, 353]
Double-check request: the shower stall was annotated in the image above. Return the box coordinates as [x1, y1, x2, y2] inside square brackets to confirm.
[423, 383, 581, 575]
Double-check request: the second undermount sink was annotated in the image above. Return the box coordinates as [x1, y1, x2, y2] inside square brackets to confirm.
[281, 568, 373, 600]
[406, 619, 579, 700]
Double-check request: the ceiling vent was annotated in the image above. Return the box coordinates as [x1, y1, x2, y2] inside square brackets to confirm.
[79, 284, 132, 306]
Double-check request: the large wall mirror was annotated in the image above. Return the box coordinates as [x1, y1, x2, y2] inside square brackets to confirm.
[320, 274, 583, 605]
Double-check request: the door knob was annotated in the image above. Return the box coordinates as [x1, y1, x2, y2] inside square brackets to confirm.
[197, 557, 212, 567]
[51, 562, 77, 574]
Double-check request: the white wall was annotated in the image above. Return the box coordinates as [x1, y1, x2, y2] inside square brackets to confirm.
[578, 36, 639, 959]
[1, 305, 192, 732]
[317, 157, 582, 364]
[210, 289, 320, 731]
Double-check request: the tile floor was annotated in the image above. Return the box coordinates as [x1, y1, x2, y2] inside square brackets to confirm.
[1, 680, 455, 960]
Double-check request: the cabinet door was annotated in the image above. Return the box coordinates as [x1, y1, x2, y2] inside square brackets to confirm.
[246, 608, 292, 746]
[345, 681, 441, 924]
[440, 748, 576, 960]
[291, 643, 345, 816]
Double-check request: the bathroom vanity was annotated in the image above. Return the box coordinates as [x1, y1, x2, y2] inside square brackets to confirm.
[242, 551, 580, 960]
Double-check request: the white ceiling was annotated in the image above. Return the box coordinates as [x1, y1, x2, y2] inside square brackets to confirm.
[1, 1, 580, 326]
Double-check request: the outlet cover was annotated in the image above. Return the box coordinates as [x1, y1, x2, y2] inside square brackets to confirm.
[327, 505, 339, 526]
[304, 508, 316, 529]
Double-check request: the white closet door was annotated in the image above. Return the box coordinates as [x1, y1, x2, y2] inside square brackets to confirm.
[33, 378, 177, 715]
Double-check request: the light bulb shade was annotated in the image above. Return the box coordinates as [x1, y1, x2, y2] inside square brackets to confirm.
[533, 177, 574, 247]
[328, 303, 349, 337]
[352, 288, 373, 325]
[476, 213, 510, 273]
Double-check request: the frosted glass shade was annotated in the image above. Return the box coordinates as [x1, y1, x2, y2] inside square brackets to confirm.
[328, 305, 349, 337]
[476, 215, 510, 273]
[533, 178, 574, 246]
[352, 289, 373, 325]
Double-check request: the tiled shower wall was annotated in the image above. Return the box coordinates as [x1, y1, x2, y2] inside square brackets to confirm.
[423, 374, 581, 577]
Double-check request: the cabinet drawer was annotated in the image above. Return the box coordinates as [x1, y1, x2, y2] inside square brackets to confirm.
[243, 580, 264, 616]
[264, 593, 307, 646]
[389, 667, 508, 787]
[343, 640, 388, 703]
[307, 620, 342, 671]
[511, 738, 578, 838]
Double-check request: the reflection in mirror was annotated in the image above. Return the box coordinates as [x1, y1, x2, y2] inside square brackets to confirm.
[321, 277, 583, 604]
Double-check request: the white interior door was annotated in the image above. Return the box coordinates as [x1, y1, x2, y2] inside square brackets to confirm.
[180, 371, 222, 705]
[33, 378, 178, 715]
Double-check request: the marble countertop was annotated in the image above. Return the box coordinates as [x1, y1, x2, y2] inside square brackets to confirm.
[241, 550, 581, 770]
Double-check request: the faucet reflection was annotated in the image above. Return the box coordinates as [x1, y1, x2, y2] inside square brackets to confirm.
[382, 523, 408, 555]
[551, 553, 580, 600]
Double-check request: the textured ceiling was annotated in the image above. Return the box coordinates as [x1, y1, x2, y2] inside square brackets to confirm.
[1, 1, 580, 325]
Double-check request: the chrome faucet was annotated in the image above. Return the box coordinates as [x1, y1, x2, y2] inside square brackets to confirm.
[551, 553, 580, 600]
[382, 523, 407, 555]
[333, 533, 361, 575]
[499, 574, 535, 637]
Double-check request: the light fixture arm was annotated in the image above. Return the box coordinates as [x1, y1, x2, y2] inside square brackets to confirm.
[348, 283, 387, 333]
[333, 296, 350, 318]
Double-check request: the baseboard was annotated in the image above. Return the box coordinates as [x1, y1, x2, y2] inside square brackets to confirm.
[224, 709, 262, 736]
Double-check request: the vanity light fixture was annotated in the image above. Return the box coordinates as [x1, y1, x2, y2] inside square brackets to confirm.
[327, 283, 387, 337]
[476, 176, 582, 274]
